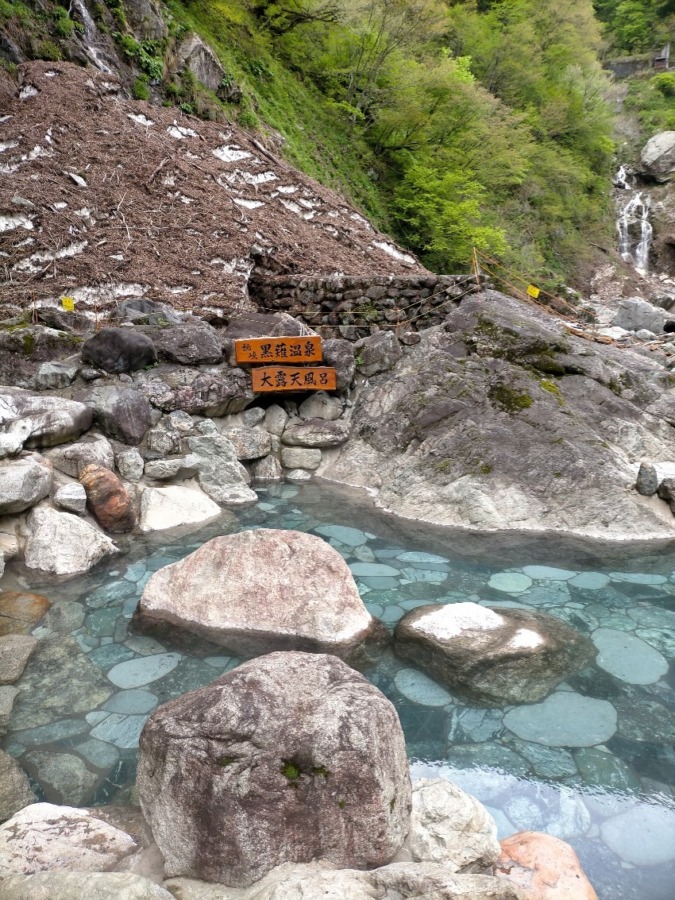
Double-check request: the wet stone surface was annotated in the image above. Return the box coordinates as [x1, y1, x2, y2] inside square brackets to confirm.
[0, 482, 673, 900]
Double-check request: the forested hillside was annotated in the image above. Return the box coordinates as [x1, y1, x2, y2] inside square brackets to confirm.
[0, 1, 621, 285]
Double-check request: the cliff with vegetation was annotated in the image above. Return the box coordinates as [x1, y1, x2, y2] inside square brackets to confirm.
[2, 0, 621, 291]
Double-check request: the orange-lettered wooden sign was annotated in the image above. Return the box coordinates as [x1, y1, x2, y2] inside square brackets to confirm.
[252, 366, 337, 392]
[235, 336, 322, 364]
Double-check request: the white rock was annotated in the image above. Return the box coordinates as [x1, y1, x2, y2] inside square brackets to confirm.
[53, 483, 87, 515]
[394, 778, 500, 872]
[24, 507, 118, 577]
[0, 455, 52, 514]
[139, 486, 223, 532]
[0, 803, 137, 875]
[116, 448, 144, 482]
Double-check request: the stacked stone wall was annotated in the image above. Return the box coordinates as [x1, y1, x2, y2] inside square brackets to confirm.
[250, 274, 480, 340]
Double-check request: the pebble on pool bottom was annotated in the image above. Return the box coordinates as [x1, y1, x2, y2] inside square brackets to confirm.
[504, 692, 617, 747]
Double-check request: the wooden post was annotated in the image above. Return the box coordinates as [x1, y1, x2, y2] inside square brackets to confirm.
[472, 247, 481, 290]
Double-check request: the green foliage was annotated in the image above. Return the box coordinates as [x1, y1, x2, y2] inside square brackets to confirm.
[625, 72, 675, 133]
[652, 72, 675, 95]
[115, 33, 164, 79]
[593, 0, 675, 53]
[132, 76, 151, 100]
[53, 7, 78, 38]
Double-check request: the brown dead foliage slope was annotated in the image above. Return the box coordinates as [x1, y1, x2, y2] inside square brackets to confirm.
[0, 62, 426, 318]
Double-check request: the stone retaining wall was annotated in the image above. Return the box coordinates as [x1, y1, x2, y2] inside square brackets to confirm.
[250, 274, 481, 340]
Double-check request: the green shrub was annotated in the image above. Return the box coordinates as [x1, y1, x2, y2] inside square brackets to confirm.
[132, 76, 151, 100]
[652, 72, 675, 97]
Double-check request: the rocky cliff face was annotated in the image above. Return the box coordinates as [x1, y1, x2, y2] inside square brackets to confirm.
[319, 290, 675, 540]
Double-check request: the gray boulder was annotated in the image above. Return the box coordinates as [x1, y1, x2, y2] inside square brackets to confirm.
[323, 338, 356, 391]
[0, 455, 51, 514]
[24, 507, 118, 578]
[0, 388, 92, 455]
[611, 297, 665, 333]
[221, 426, 272, 460]
[355, 331, 403, 377]
[113, 297, 182, 326]
[0, 750, 35, 824]
[299, 391, 343, 421]
[0, 872, 173, 900]
[46, 434, 115, 477]
[33, 360, 79, 391]
[116, 447, 145, 482]
[394, 602, 594, 706]
[0, 803, 138, 875]
[0, 634, 37, 685]
[53, 483, 87, 514]
[394, 779, 500, 872]
[139, 369, 254, 417]
[165, 861, 525, 899]
[177, 33, 241, 102]
[636, 460, 659, 496]
[81, 328, 157, 374]
[281, 419, 350, 448]
[151, 325, 222, 366]
[250, 454, 283, 482]
[186, 433, 257, 506]
[138, 529, 379, 658]
[137, 652, 411, 886]
[641, 130, 675, 182]
[281, 447, 321, 470]
[76, 385, 152, 445]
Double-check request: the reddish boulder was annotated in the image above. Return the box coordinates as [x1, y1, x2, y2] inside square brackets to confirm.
[496, 832, 598, 900]
[79, 464, 136, 533]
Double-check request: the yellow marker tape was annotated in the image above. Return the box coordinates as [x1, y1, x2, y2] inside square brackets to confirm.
[527, 284, 540, 299]
[61, 297, 75, 311]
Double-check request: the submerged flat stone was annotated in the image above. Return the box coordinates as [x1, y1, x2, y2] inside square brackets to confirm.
[601, 805, 675, 866]
[592, 628, 668, 685]
[397, 551, 448, 564]
[314, 524, 369, 546]
[394, 668, 453, 707]
[349, 562, 400, 577]
[568, 572, 610, 590]
[89, 712, 148, 749]
[609, 572, 667, 585]
[520, 566, 576, 581]
[504, 692, 617, 747]
[102, 689, 158, 715]
[487, 573, 532, 594]
[75, 739, 120, 769]
[106, 653, 181, 689]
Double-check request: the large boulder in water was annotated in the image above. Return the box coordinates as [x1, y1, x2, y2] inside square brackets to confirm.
[138, 529, 380, 659]
[394, 603, 594, 706]
[641, 131, 675, 182]
[136, 651, 411, 886]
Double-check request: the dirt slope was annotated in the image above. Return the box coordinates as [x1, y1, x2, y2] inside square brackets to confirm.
[0, 62, 425, 319]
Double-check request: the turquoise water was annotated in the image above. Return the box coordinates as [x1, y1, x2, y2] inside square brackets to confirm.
[2, 482, 674, 899]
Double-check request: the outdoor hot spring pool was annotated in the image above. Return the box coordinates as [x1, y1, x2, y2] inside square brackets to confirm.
[1, 482, 674, 900]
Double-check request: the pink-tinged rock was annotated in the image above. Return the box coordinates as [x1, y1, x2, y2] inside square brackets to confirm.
[137, 652, 411, 887]
[496, 832, 598, 900]
[138, 528, 380, 659]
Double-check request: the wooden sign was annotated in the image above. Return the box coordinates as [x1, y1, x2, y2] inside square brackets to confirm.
[235, 336, 322, 364]
[252, 366, 337, 392]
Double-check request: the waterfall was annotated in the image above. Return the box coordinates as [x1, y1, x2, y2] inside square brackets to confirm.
[71, 0, 114, 74]
[615, 167, 653, 274]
